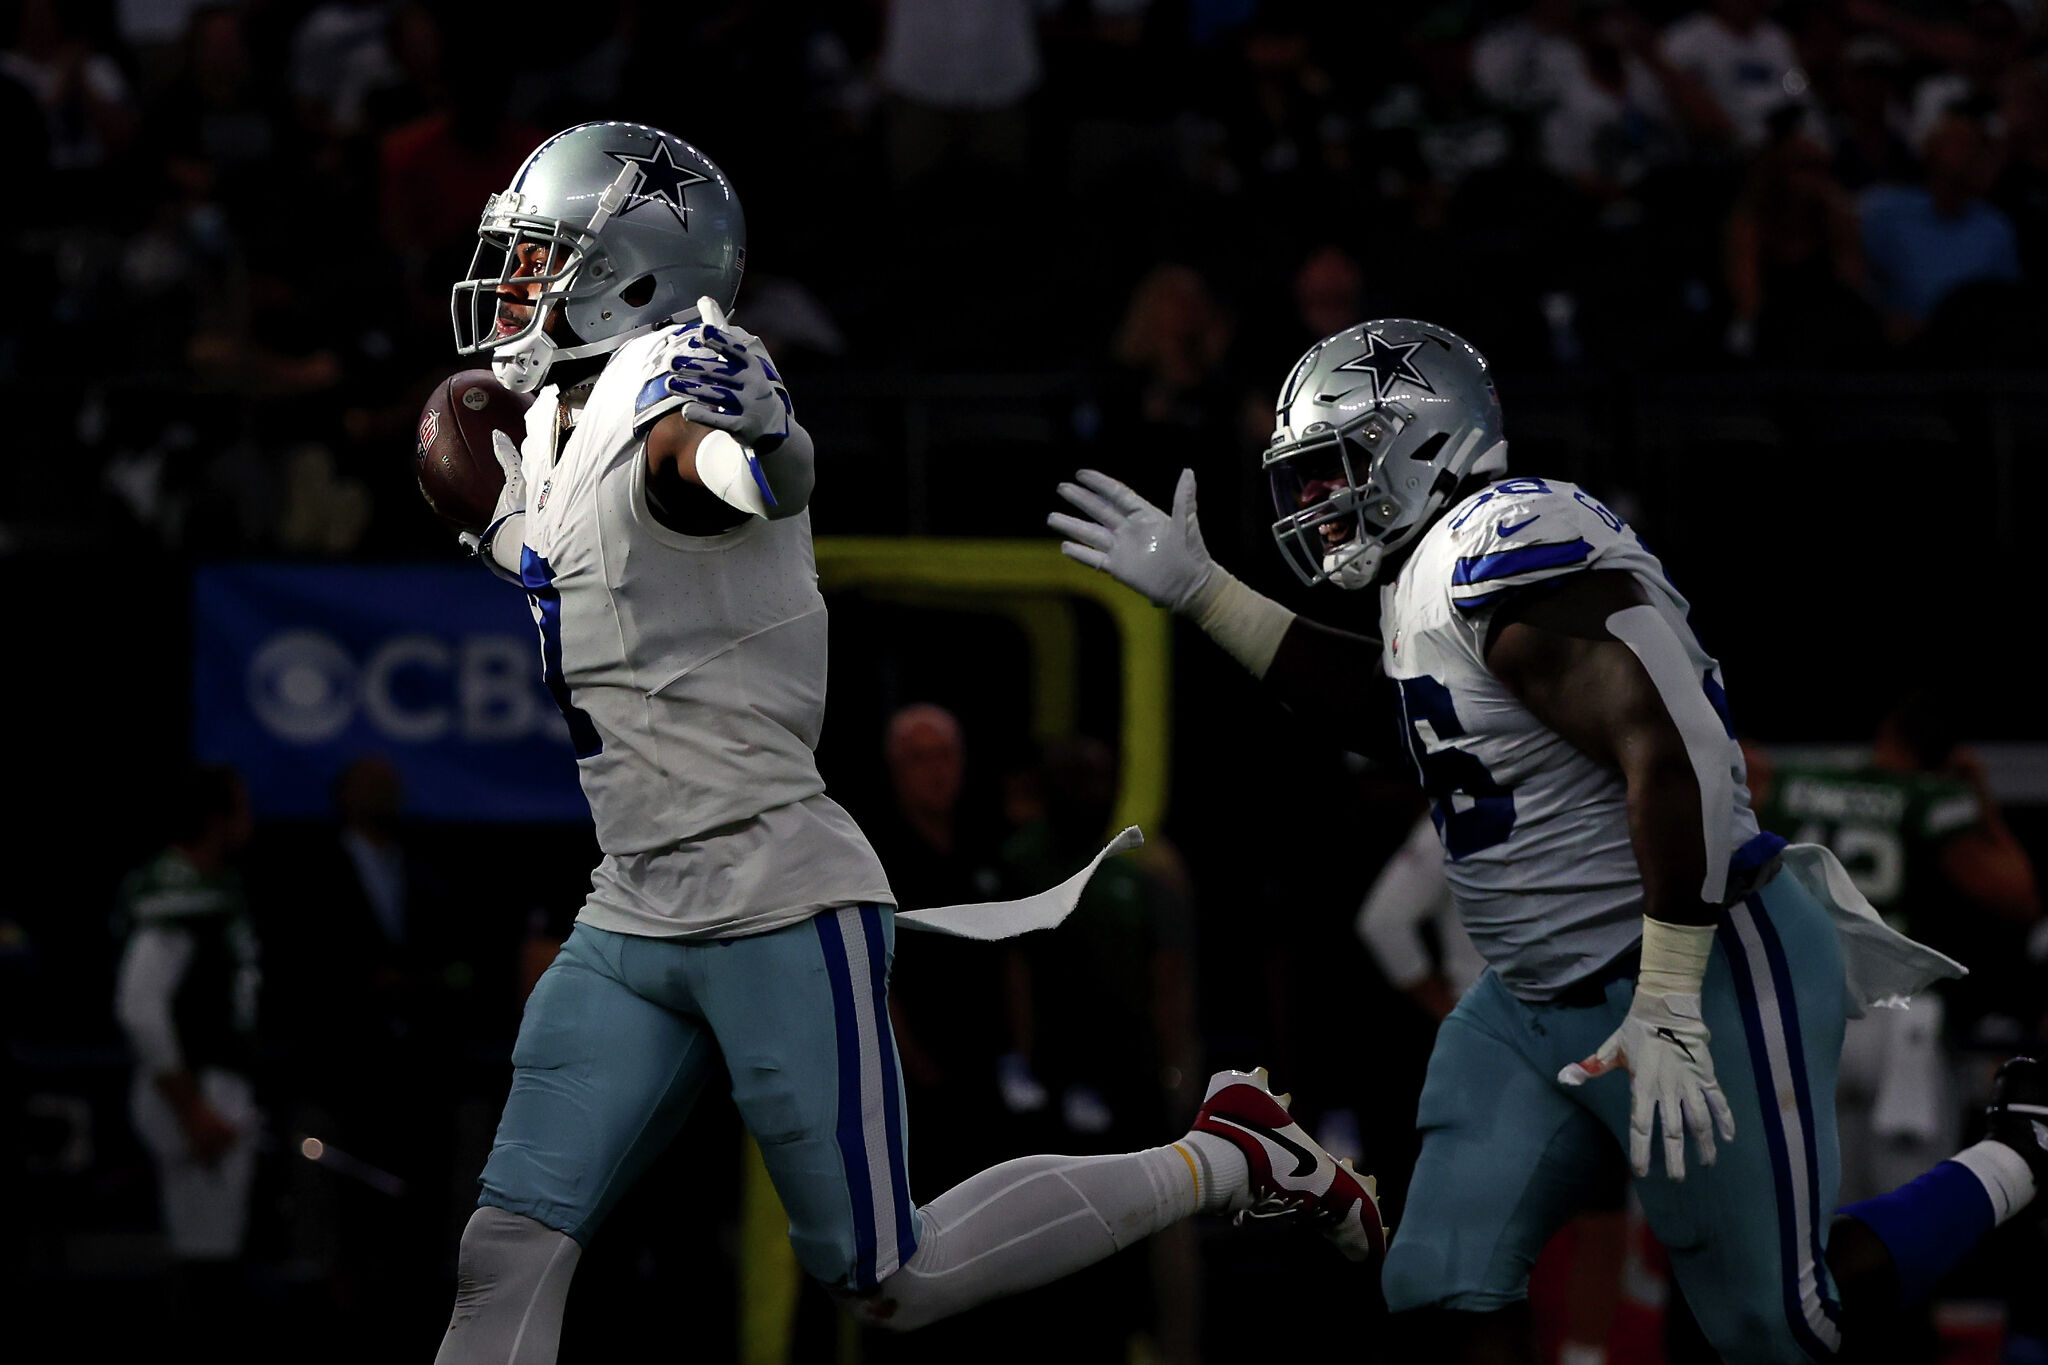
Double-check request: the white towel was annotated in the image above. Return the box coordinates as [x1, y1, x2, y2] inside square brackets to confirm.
[896, 827, 1144, 941]
[1778, 843, 1966, 1017]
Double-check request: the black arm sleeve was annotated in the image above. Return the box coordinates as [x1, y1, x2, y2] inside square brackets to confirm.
[1261, 617, 1408, 769]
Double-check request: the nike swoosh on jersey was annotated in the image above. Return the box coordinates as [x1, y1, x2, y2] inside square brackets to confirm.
[1497, 514, 1540, 537]
[1203, 1113, 1319, 1179]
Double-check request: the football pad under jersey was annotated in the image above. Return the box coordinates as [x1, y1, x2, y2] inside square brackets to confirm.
[513, 327, 892, 939]
[1379, 476, 1761, 1000]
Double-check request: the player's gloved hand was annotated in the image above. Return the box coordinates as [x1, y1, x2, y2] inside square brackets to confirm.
[666, 296, 797, 454]
[1559, 917, 1735, 1180]
[458, 428, 527, 556]
[1050, 468, 1216, 611]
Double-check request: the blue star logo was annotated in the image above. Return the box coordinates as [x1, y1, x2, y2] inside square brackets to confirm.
[1333, 333, 1434, 402]
[606, 141, 711, 229]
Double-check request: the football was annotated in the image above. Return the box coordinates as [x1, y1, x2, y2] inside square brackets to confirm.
[414, 369, 532, 534]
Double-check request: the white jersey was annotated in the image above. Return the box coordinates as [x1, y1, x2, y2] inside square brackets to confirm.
[1380, 476, 1760, 1001]
[515, 326, 893, 940]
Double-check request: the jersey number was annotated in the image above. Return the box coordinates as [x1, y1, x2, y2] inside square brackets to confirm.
[1398, 675, 1516, 858]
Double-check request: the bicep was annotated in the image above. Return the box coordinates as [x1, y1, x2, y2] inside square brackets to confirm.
[1482, 571, 1670, 767]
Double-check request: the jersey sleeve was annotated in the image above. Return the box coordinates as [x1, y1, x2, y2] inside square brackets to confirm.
[1442, 479, 1633, 613]
[630, 325, 715, 436]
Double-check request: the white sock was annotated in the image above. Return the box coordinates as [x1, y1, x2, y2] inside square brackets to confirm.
[1558, 1344, 1608, 1365]
[1178, 1130, 1250, 1214]
[848, 1144, 1201, 1333]
[1951, 1139, 2038, 1225]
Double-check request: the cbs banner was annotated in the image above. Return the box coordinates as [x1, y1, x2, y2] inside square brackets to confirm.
[193, 564, 583, 820]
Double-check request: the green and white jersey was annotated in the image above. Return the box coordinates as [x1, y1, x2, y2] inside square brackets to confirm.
[1757, 766, 1981, 925]
[113, 850, 259, 1074]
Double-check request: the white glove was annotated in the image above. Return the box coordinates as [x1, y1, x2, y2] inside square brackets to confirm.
[489, 427, 526, 512]
[665, 295, 797, 454]
[1560, 988, 1735, 1180]
[1049, 468, 1216, 611]
[458, 428, 527, 556]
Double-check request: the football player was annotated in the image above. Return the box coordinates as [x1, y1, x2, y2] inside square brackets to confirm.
[1051, 318, 2048, 1363]
[431, 123, 1384, 1365]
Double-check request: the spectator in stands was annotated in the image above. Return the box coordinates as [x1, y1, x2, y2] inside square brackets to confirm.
[876, 0, 1040, 185]
[1659, 0, 1809, 152]
[1827, 35, 1917, 192]
[261, 754, 459, 1341]
[865, 704, 1031, 1199]
[1471, 0, 1580, 116]
[1356, 812, 1487, 1024]
[288, 0, 391, 136]
[1724, 116, 1880, 362]
[1204, 4, 1355, 198]
[1858, 102, 2020, 344]
[1000, 736, 1198, 1363]
[1539, 4, 1690, 214]
[1092, 262, 1240, 502]
[147, 5, 285, 220]
[1, 0, 136, 185]
[1993, 63, 2048, 279]
[1368, 12, 1516, 231]
[1846, 0, 2028, 152]
[112, 763, 261, 1339]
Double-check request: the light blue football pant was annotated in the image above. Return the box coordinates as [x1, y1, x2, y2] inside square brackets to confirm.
[478, 906, 919, 1291]
[1382, 871, 1850, 1363]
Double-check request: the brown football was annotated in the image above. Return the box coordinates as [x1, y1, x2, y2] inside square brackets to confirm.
[414, 369, 533, 534]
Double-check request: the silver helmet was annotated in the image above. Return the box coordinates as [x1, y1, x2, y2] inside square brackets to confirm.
[451, 121, 746, 393]
[1265, 318, 1509, 589]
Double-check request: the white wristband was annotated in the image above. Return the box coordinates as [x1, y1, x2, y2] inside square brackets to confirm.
[1637, 916, 1715, 998]
[1187, 567, 1296, 679]
[694, 428, 771, 517]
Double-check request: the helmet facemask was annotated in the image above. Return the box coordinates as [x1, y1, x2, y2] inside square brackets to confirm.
[451, 194, 619, 391]
[1267, 404, 1449, 590]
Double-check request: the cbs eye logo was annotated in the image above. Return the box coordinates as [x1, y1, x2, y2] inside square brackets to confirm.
[248, 630, 357, 744]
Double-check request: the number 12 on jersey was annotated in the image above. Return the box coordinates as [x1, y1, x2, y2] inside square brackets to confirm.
[1397, 674, 1516, 858]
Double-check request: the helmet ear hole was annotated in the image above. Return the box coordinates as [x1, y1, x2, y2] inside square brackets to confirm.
[619, 274, 656, 307]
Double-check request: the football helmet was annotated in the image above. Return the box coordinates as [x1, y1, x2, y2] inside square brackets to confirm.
[451, 121, 745, 393]
[1265, 319, 1508, 589]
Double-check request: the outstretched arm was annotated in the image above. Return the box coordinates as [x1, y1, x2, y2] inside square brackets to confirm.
[1051, 468, 1401, 763]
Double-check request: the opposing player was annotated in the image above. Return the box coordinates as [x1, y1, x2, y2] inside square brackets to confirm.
[431, 122, 1383, 1364]
[1051, 318, 2048, 1363]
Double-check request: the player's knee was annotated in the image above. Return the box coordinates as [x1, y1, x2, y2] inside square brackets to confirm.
[449, 1205, 582, 1321]
[833, 1271, 938, 1335]
[1380, 1241, 1453, 1315]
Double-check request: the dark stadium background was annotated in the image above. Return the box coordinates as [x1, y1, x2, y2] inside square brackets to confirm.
[4, 0, 2046, 1361]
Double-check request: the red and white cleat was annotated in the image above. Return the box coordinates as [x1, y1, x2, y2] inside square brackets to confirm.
[1192, 1066, 1387, 1262]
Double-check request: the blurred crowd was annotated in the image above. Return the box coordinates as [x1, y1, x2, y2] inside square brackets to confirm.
[8, 0, 2048, 1361]
[10, 0, 2048, 561]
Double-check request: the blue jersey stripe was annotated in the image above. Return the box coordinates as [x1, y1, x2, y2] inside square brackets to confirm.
[519, 547, 602, 759]
[1452, 538, 1592, 587]
[857, 907, 919, 1274]
[815, 910, 879, 1288]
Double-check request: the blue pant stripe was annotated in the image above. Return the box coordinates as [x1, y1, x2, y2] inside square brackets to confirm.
[857, 907, 919, 1276]
[1723, 902, 1840, 1361]
[1748, 896, 1843, 1333]
[814, 910, 879, 1288]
